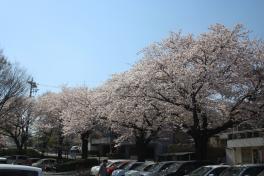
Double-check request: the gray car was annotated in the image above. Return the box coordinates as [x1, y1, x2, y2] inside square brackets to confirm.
[220, 164, 264, 176]
[140, 161, 177, 176]
[0, 164, 43, 176]
[188, 165, 229, 176]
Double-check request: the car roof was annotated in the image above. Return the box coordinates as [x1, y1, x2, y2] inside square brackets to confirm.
[40, 158, 56, 161]
[203, 165, 230, 168]
[159, 161, 177, 164]
[233, 164, 264, 167]
[0, 164, 42, 172]
[109, 159, 134, 163]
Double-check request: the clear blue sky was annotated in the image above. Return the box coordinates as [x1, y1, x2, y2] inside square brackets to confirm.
[0, 0, 264, 95]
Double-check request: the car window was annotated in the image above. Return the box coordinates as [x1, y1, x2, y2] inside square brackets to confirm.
[18, 156, 28, 160]
[108, 162, 122, 167]
[144, 164, 155, 171]
[129, 163, 142, 170]
[133, 163, 154, 171]
[0, 169, 39, 176]
[257, 170, 264, 176]
[8, 156, 16, 160]
[163, 163, 181, 173]
[118, 162, 130, 169]
[159, 163, 175, 172]
[190, 166, 212, 176]
[183, 163, 201, 174]
[210, 167, 228, 176]
[242, 167, 264, 176]
[221, 167, 244, 176]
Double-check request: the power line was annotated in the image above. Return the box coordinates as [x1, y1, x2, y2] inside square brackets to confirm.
[36, 83, 61, 89]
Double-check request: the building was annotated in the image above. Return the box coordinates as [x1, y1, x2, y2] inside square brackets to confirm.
[225, 128, 264, 164]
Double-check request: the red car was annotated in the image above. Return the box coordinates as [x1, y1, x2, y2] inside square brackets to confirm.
[106, 160, 131, 176]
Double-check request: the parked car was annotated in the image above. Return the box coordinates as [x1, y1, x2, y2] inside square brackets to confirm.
[125, 161, 156, 176]
[140, 161, 177, 176]
[257, 169, 264, 176]
[0, 164, 43, 176]
[157, 160, 214, 176]
[70, 145, 81, 152]
[90, 160, 131, 176]
[32, 158, 57, 171]
[0, 157, 7, 164]
[28, 158, 41, 166]
[188, 165, 230, 176]
[6, 155, 30, 165]
[112, 161, 144, 176]
[220, 164, 264, 176]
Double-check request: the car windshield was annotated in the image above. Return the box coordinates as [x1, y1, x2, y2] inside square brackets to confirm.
[144, 164, 156, 171]
[221, 167, 244, 176]
[118, 162, 130, 169]
[190, 167, 212, 176]
[165, 163, 181, 173]
[108, 161, 122, 167]
[257, 170, 264, 176]
[149, 162, 176, 173]
[133, 163, 155, 171]
[242, 166, 264, 176]
[124, 162, 139, 170]
[35, 159, 44, 164]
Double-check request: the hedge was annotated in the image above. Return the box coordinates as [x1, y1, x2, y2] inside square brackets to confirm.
[55, 158, 99, 172]
[0, 148, 42, 158]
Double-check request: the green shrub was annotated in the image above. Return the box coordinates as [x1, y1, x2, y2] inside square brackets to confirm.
[56, 159, 99, 172]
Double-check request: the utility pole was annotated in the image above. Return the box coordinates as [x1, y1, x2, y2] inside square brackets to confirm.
[27, 78, 38, 97]
[24, 78, 38, 150]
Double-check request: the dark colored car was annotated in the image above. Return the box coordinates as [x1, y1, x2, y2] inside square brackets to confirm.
[32, 158, 57, 171]
[6, 155, 30, 165]
[188, 165, 229, 176]
[112, 161, 144, 176]
[27, 158, 40, 166]
[220, 164, 264, 176]
[257, 169, 264, 176]
[140, 161, 177, 176]
[0, 157, 7, 164]
[158, 161, 214, 176]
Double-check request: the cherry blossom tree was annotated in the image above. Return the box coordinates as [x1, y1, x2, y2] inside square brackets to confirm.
[131, 24, 264, 159]
[61, 87, 106, 159]
[34, 91, 67, 159]
[104, 72, 173, 161]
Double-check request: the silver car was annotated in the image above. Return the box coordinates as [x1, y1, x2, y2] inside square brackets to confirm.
[221, 164, 264, 176]
[188, 165, 229, 176]
[0, 164, 43, 176]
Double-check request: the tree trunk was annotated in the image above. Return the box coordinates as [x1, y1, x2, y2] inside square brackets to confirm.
[14, 138, 23, 153]
[58, 133, 64, 160]
[81, 132, 89, 159]
[135, 138, 148, 162]
[193, 133, 209, 160]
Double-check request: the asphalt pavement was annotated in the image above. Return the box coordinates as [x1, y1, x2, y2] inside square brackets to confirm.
[44, 169, 90, 176]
